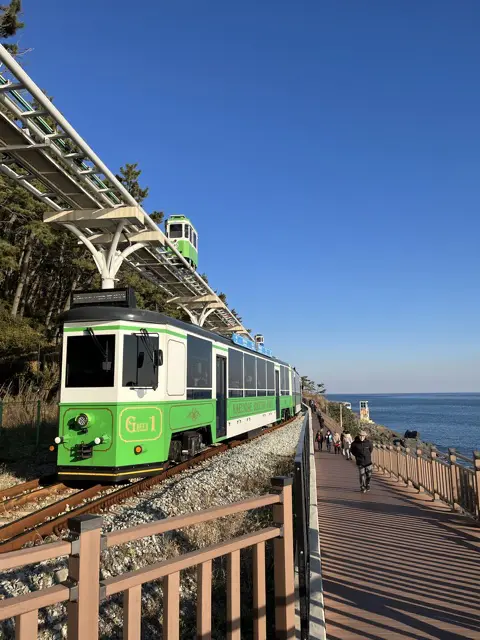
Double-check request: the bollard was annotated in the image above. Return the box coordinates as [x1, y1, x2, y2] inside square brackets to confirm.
[271, 477, 295, 640]
[67, 514, 103, 640]
[473, 451, 480, 520]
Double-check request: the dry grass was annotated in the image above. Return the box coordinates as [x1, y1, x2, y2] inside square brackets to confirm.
[0, 378, 58, 480]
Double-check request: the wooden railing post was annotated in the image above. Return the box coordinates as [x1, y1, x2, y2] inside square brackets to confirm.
[67, 514, 103, 640]
[379, 445, 385, 474]
[383, 445, 391, 477]
[271, 476, 295, 640]
[416, 449, 424, 492]
[473, 451, 480, 520]
[395, 445, 401, 481]
[405, 448, 412, 486]
[388, 445, 394, 477]
[449, 448, 459, 508]
[430, 448, 439, 500]
[197, 561, 212, 640]
[15, 610, 38, 639]
[252, 543, 266, 640]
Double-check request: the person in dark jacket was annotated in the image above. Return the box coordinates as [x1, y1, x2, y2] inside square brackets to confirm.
[350, 430, 373, 492]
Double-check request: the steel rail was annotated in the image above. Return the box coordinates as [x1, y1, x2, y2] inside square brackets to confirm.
[0, 415, 297, 553]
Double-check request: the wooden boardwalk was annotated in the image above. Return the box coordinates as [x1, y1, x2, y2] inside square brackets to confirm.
[314, 418, 480, 639]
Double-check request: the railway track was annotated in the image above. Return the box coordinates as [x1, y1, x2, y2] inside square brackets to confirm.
[0, 416, 298, 554]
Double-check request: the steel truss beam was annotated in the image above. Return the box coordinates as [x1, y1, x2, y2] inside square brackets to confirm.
[0, 45, 251, 337]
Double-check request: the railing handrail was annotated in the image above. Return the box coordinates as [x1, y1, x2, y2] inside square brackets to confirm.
[107, 493, 280, 547]
[372, 441, 480, 521]
[0, 540, 72, 572]
[374, 443, 475, 469]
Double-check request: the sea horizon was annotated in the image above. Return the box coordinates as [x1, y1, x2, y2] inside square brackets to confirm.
[327, 391, 479, 396]
[327, 392, 480, 455]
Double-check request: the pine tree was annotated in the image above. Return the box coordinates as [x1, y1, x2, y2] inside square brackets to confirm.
[0, 1, 24, 54]
[115, 163, 149, 204]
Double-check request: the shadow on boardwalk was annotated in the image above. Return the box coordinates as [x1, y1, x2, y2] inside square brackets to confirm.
[314, 416, 480, 640]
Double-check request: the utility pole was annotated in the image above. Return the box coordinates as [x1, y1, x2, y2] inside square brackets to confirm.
[340, 403, 343, 430]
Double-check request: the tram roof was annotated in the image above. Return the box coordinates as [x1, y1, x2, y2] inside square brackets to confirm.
[60, 306, 292, 368]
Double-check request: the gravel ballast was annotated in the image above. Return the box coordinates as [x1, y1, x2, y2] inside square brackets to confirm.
[0, 415, 304, 639]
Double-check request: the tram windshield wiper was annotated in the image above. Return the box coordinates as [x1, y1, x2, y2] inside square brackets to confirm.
[87, 327, 112, 371]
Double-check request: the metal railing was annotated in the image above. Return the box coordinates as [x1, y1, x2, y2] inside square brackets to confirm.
[0, 477, 296, 639]
[293, 409, 311, 640]
[373, 444, 480, 520]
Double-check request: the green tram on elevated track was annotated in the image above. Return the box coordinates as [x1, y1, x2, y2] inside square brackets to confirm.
[53, 290, 302, 482]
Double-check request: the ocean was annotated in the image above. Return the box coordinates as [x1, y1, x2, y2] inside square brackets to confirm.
[328, 393, 480, 458]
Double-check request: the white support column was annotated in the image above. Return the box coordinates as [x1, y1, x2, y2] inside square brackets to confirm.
[177, 305, 201, 325]
[63, 222, 147, 289]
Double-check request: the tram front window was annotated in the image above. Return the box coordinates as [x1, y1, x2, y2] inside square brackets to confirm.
[123, 334, 160, 389]
[65, 334, 115, 388]
[169, 224, 182, 239]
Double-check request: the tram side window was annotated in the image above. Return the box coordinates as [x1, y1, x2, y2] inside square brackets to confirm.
[281, 366, 289, 396]
[187, 335, 212, 399]
[244, 354, 256, 397]
[184, 225, 190, 239]
[66, 334, 115, 388]
[169, 224, 182, 239]
[266, 362, 274, 396]
[257, 359, 266, 396]
[123, 334, 160, 388]
[193, 232, 197, 249]
[228, 348, 243, 397]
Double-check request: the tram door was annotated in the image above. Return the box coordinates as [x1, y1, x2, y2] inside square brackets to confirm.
[216, 356, 227, 438]
[275, 369, 281, 420]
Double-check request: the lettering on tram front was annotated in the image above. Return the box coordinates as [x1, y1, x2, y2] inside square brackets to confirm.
[119, 407, 162, 442]
[125, 415, 156, 433]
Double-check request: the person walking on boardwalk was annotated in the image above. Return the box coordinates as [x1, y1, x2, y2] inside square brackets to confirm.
[315, 430, 324, 451]
[325, 430, 333, 453]
[351, 430, 373, 492]
[342, 431, 353, 460]
[333, 431, 341, 454]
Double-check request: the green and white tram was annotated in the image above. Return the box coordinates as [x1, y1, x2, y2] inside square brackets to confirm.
[165, 215, 198, 269]
[54, 289, 302, 482]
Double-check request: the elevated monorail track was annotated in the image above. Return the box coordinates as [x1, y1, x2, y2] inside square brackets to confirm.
[0, 44, 251, 336]
[0, 416, 298, 553]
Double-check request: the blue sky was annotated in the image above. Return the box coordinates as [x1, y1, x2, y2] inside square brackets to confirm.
[18, 1, 480, 392]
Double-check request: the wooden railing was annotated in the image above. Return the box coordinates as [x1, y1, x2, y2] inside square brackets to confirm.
[0, 477, 296, 640]
[372, 444, 480, 519]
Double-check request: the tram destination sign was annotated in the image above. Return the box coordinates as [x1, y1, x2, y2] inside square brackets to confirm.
[232, 333, 273, 358]
[71, 288, 137, 308]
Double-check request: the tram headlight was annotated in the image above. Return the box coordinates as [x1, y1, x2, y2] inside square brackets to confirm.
[54, 436, 63, 444]
[76, 413, 88, 428]
[94, 437, 104, 445]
